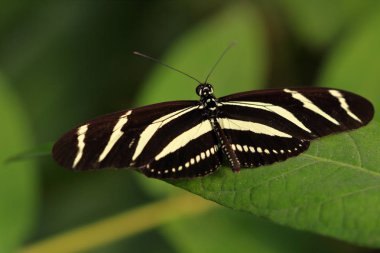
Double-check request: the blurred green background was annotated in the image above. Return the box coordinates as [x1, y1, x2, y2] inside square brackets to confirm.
[1, 1, 380, 253]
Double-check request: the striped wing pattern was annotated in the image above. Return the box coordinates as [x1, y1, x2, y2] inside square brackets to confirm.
[218, 88, 373, 168]
[217, 118, 310, 168]
[142, 123, 222, 178]
[53, 87, 374, 178]
[220, 88, 373, 137]
[53, 101, 222, 178]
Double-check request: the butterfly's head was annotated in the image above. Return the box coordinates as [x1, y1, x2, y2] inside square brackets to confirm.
[196, 83, 214, 97]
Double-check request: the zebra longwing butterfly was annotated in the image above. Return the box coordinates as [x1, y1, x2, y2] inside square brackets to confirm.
[53, 84, 374, 178]
[52, 50, 374, 179]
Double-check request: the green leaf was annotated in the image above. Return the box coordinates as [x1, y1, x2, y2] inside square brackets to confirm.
[318, 5, 380, 121]
[170, 122, 380, 247]
[0, 73, 38, 252]
[273, 0, 378, 48]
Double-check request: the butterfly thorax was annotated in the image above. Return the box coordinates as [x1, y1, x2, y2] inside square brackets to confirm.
[200, 94, 218, 110]
[195, 83, 240, 171]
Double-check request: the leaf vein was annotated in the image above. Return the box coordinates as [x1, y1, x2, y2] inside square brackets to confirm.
[301, 154, 380, 177]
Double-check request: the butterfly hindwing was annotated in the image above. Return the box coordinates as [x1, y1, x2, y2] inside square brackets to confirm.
[140, 121, 222, 178]
[217, 117, 310, 168]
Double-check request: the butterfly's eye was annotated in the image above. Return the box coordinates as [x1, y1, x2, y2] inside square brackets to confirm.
[196, 84, 205, 96]
[206, 84, 214, 94]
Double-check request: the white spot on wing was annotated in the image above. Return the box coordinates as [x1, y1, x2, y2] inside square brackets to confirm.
[98, 111, 132, 162]
[329, 90, 362, 122]
[175, 146, 219, 175]
[73, 124, 89, 168]
[284, 89, 339, 125]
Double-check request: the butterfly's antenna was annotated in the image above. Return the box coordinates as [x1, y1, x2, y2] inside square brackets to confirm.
[204, 42, 236, 84]
[133, 51, 202, 84]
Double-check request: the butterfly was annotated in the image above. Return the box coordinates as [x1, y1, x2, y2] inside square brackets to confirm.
[52, 49, 374, 179]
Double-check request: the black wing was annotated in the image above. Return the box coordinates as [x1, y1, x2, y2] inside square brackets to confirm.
[52, 100, 222, 178]
[217, 117, 310, 168]
[218, 87, 374, 168]
[141, 120, 222, 178]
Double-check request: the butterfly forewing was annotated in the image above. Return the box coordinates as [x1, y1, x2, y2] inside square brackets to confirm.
[217, 87, 373, 168]
[220, 88, 374, 138]
[53, 101, 201, 170]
